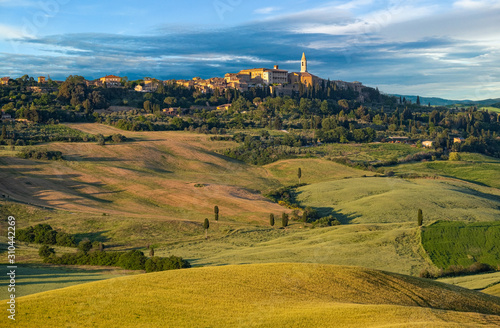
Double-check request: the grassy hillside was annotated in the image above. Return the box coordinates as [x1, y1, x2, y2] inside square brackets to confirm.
[422, 221, 500, 268]
[2, 263, 499, 327]
[1, 124, 412, 249]
[395, 153, 500, 189]
[439, 272, 500, 297]
[295, 177, 500, 224]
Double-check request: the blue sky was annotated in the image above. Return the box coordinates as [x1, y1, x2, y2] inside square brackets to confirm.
[1, 0, 499, 100]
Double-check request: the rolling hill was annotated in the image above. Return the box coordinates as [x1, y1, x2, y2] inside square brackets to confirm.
[295, 177, 500, 224]
[2, 263, 499, 327]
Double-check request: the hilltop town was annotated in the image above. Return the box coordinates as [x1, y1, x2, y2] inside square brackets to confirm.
[1, 53, 367, 101]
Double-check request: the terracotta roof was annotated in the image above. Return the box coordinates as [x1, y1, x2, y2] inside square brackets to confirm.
[102, 75, 121, 79]
[1, 77, 9, 81]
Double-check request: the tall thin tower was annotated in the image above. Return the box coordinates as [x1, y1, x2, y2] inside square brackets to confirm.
[301, 52, 308, 73]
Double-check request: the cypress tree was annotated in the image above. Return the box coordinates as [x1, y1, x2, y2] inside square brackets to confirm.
[270, 213, 275, 227]
[149, 247, 154, 257]
[203, 218, 210, 239]
[418, 209, 423, 227]
[298, 168, 302, 184]
[214, 205, 219, 222]
[282, 213, 288, 228]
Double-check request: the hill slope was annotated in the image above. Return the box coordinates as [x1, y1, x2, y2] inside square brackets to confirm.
[295, 177, 500, 224]
[3, 263, 500, 327]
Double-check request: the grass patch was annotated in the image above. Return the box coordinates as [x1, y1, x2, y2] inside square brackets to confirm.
[422, 221, 500, 269]
[395, 153, 500, 188]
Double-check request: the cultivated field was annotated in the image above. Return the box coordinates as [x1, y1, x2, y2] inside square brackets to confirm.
[2, 263, 499, 327]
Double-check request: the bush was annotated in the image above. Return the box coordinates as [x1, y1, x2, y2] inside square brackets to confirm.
[144, 256, 191, 273]
[17, 148, 63, 160]
[312, 216, 341, 228]
[17, 224, 76, 247]
[39, 245, 55, 259]
[118, 250, 147, 270]
[111, 134, 126, 143]
[56, 232, 77, 247]
[78, 239, 93, 254]
[449, 152, 461, 161]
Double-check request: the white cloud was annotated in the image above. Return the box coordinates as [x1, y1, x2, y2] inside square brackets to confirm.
[453, 0, 500, 9]
[294, 4, 437, 35]
[254, 7, 281, 15]
[0, 24, 33, 39]
[336, 0, 374, 11]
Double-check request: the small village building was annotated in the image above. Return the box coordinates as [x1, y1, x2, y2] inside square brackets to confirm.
[38, 76, 46, 83]
[422, 141, 434, 148]
[0, 77, 10, 85]
[100, 75, 122, 87]
[217, 104, 232, 111]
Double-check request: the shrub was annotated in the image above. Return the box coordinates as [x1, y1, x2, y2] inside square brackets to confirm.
[56, 232, 77, 247]
[118, 250, 147, 270]
[449, 152, 461, 161]
[39, 245, 55, 259]
[312, 216, 341, 228]
[78, 239, 93, 254]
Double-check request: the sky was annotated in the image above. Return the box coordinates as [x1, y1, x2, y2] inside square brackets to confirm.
[0, 0, 499, 100]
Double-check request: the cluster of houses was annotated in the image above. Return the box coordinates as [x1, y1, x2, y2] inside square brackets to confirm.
[1, 53, 366, 101]
[387, 137, 466, 148]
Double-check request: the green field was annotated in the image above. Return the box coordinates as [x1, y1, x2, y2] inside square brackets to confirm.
[294, 177, 500, 224]
[422, 221, 500, 268]
[480, 106, 500, 113]
[2, 263, 500, 328]
[395, 153, 500, 189]
[317, 142, 424, 164]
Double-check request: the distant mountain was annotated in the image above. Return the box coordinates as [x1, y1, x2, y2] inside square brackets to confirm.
[390, 94, 500, 107]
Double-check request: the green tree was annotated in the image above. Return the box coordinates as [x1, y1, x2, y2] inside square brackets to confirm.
[38, 245, 55, 259]
[449, 152, 461, 161]
[214, 205, 219, 222]
[298, 167, 302, 184]
[203, 218, 210, 239]
[149, 247, 154, 257]
[78, 239, 93, 254]
[418, 209, 423, 227]
[270, 213, 275, 227]
[1, 125, 6, 140]
[96, 134, 105, 146]
[281, 213, 288, 228]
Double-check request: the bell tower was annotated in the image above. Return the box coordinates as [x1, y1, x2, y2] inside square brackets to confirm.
[301, 52, 307, 73]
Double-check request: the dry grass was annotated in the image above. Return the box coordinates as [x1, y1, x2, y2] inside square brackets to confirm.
[2, 263, 500, 327]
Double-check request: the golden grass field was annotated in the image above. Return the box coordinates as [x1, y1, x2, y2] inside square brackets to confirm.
[2, 263, 499, 328]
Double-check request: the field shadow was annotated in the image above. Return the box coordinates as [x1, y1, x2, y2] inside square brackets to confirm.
[1, 169, 125, 208]
[73, 230, 111, 243]
[450, 185, 500, 203]
[64, 155, 124, 162]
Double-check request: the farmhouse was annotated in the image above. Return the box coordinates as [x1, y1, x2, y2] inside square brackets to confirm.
[0, 77, 10, 85]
